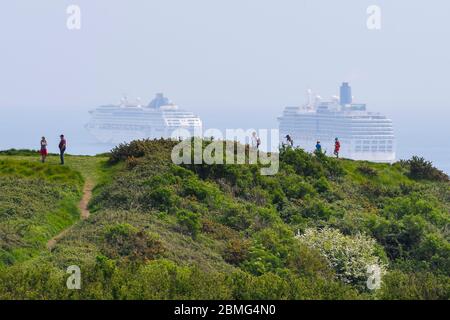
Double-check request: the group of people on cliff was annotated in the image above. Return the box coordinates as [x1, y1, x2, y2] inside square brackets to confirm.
[39, 133, 340, 164]
[39, 135, 67, 164]
[285, 134, 341, 158]
[251, 131, 341, 158]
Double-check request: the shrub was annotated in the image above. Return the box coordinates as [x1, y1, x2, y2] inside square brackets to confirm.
[313, 176, 330, 193]
[0, 149, 44, 156]
[379, 270, 450, 300]
[142, 187, 176, 212]
[125, 156, 142, 169]
[109, 139, 178, 164]
[299, 196, 332, 220]
[222, 239, 250, 265]
[103, 223, 164, 260]
[357, 164, 378, 177]
[297, 227, 386, 290]
[382, 195, 442, 221]
[201, 219, 237, 241]
[405, 156, 448, 182]
[279, 147, 325, 178]
[279, 174, 316, 199]
[286, 242, 334, 279]
[241, 244, 284, 276]
[176, 209, 202, 239]
[220, 204, 253, 231]
[181, 178, 210, 201]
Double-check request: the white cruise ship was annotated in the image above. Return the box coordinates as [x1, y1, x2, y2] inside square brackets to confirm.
[278, 83, 395, 162]
[85, 93, 202, 144]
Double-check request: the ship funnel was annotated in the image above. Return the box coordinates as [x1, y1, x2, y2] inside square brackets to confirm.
[148, 93, 171, 108]
[340, 82, 352, 106]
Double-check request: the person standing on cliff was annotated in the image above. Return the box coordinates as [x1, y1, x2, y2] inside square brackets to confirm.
[334, 137, 341, 158]
[285, 134, 294, 147]
[59, 135, 67, 165]
[315, 140, 322, 153]
[40, 137, 48, 163]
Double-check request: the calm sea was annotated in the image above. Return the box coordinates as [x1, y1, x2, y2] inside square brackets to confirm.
[0, 106, 448, 174]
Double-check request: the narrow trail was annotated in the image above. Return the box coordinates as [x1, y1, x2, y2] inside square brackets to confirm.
[47, 180, 94, 251]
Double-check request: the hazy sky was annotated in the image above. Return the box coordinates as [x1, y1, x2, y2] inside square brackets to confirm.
[0, 1, 449, 169]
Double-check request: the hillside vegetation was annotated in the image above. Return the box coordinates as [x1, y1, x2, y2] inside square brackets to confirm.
[0, 140, 448, 299]
[0, 159, 83, 266]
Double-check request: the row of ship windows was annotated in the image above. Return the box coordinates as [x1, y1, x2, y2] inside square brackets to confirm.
[288, 135, 394, 141]
[95, 124, 197, 130]
[356, 140, 393, 145]
[355, 146, 393, 152]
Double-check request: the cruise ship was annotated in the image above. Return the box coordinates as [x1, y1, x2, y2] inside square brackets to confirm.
[85, 93, 202, 144]
[278, 83, 395, 162]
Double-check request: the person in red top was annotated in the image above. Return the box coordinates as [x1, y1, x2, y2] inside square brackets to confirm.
[40, 137, 48, 163]
[59, 135, 67, 165]
[334, 137, 341, 158]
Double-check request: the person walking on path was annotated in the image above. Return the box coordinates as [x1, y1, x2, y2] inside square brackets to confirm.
[285, 134, 294, 147]
[334, 137, 341, 158]
[59, 135, 67, 165]
[40, 137, 48, 163]
[315, 140, 322, 153]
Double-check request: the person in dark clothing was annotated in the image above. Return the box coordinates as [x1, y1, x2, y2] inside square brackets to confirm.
[59, 135, 67, 165]
[285, 134, 294, 147]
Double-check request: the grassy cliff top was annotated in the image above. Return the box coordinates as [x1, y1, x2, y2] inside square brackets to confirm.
[0, 141, 448, 300]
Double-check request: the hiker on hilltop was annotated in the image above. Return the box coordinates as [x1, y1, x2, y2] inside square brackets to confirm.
[252, 131, 261, 150]
[285, 134, 294, 147]
[334, 137, 341, 158]
[59, 134, 67, 165]
[40, 137, 48, 163]
[315, 140, 322, 153]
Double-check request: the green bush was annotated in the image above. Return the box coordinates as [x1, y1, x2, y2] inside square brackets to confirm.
[241, 244, 284, 276]
[142, 187, 176, 212]
[357, 164, 378, 177]
[404, 156, 448, 182]
[313, 176, 330, 193]
[379, 270, 450, 300]
[103, 223, 164, 260]
[286, 242, 334, 279]
[176, 209, 202, 239]
[279, 147, 325, 178]
[109, 139, 178, 164]
[299, 196, 333, 220]
[182, 178, 210, 201]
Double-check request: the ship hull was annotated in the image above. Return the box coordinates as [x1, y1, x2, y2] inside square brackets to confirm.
[85, 126, 202, 144]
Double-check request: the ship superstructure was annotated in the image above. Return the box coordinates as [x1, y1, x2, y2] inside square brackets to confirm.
[86, 93, 202, 144]
[278, 83, 395, 162]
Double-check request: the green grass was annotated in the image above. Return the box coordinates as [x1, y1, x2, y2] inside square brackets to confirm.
[0, 154, 108, 184]
[0, 154, 107, 267]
